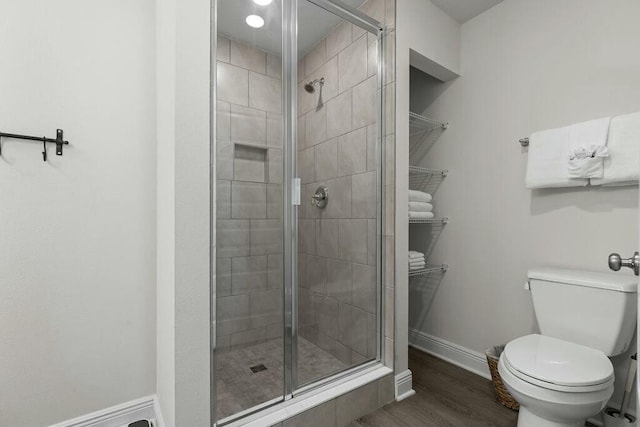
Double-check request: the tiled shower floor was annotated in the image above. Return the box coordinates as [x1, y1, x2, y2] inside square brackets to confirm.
[216, 337, 348, 420]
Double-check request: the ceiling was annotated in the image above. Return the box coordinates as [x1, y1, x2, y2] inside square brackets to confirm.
[217, 0, 366, 57]
[430, 0, 503, 23]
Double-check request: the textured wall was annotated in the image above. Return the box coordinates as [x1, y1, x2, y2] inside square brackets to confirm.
[0, 1, 156, 425]
[215, 36, 284, 351]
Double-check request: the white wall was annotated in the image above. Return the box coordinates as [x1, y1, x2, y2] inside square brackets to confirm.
[394, 0, 460, 378]
[0, 1, 157, 426]
[412, 0, 640, 412]
[156, 0, 212, 425]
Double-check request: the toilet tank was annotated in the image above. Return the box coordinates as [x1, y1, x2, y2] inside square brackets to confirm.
[528, 268, 637, 356]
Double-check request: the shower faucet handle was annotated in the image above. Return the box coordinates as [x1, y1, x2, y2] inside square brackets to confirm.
[311, 186, 328, 209]
[608, 251, 640, 276]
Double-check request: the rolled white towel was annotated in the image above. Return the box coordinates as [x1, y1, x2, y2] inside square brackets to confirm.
[408, 190, 432, 203]
[409, 251, 424, 260]
[408, 202, 433, 212]
[409, 211, 434, 219]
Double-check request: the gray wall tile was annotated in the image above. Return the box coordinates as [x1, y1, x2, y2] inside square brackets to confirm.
[230, 39, 266, 74]
[326, 176, 352, 219]
[231, 182, 266, 218]
[249, 71, 282, 114]
[217, 61, 249, 106]
[217, 219, 250, 258]
[217, 180, 231, 219]
[216, 257, 232, 297]
[249, 288, 282, 329]
[306, 255, 327, 296]
[327, 21, 352, 59]
[298, 219, 316, 255]
[217, 36, 230, 63]
[299, 147, 315, 184]
[335, 381, 379, 426]
[267, 112, 283, 148]
[234, 144, 266, 183]
[217, 140, 234, 180]
[283, 399, 336, 427]
[338, 219, 367, 264]
[268, 148, 282, 183]
[250, 219, 282, 256]
[327, 90, 352, 139]
[232, 255, 268, 294]
[266, 53, 282, 79]
[305, 107, 327, 147]
[338, 128, 367, 176]
[217, 101, 231, 141]
[267, 253, 283, 289]
[338, 35, 368, 94]
[326, 259, 352, 303]
[305, 39, 327, 77]
[352, 75, 377, 129]
[231, 104, 267, 146]
[352, 172, 376, 219]
[316, 219, 339, 258]
[267, 184, 283, 219]
[315, 296, 338, 339]
[217, 294, 249, 336]
[315, 139, 338, 181]
[352, 263, 375, 313]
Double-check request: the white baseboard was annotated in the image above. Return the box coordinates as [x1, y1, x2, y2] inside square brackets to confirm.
[49, 395, 157, 427]
[409, 329, 491, 380]
[394, 369, 415, 401]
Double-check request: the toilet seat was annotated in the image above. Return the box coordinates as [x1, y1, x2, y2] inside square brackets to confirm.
[502, 334, 614, 393]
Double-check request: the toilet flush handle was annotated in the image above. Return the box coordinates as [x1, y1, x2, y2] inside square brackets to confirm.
[608, 251, 640, 276]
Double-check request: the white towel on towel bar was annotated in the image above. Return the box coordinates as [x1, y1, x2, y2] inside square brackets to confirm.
[408, 202, 433, 212]
[567, 117, 610, 179]
[525, 126, 589, 189]
[591, 112, 640, 186]
[408, 190, 432, 203]
[409, 211, 435, 219]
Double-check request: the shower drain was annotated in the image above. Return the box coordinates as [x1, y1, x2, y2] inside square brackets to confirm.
[249, 364, 267, 373]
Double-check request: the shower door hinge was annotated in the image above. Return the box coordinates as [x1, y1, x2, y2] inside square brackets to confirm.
[292, 178, 301, 206]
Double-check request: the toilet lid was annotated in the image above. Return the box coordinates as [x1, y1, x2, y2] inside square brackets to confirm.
[503, 334, 613, 387]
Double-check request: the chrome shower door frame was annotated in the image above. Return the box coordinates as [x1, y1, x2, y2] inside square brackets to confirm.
[211, 0, 387, 424]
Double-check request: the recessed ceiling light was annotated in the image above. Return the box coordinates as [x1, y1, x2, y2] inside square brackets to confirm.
[253, 0, 272, 5]
[246, 15, 265, 28]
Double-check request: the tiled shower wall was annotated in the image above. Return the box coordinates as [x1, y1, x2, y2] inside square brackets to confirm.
[215, 0, 397, 373]
[215, 37, 284, 352]
[296, 1, 388, 366]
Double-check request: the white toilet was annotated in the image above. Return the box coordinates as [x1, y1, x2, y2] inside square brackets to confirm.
[498, 268, 637, 427]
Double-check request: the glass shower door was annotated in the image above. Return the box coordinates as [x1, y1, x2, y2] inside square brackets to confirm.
[215, 0, 285, 421]
[295, 0, 381, 388]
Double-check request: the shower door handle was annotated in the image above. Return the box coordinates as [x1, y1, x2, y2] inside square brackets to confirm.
[608, 252, 640, 276]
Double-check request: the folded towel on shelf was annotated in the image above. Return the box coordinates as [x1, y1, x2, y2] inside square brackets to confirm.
[409, 255, 425, 263]
[408, 202, 433, 212]
[525, 126, 589, 189]
[409, 260, 425, 267]
[409, 263, 426, 271]
[591, 112, 640, 186]
[567, 117, 610, 179]
[409, 211, 435, 220]
[409, 251, 425, 260]
[408, 190, 432, 203]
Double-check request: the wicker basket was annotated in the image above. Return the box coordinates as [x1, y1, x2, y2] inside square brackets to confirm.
[486, 346, 520, 411]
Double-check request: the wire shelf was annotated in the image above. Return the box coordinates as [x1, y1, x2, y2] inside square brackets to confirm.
[409, 112, 448, 160]
[409, 217, 448, 225]
[408, 264, 448, 277]
[409, 165, 447, 192]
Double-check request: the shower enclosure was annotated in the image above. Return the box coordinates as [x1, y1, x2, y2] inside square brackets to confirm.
[214, 0, 386, 423]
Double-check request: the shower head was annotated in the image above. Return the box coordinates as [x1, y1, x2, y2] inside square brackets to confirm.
[304, 77, 325, 94]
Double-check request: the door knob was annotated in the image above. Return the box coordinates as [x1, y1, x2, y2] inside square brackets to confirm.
[608, 251, 640, 276]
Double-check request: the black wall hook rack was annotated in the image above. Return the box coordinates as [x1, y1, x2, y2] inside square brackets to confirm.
[0, 129, 69, 161]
